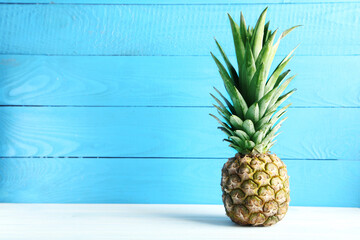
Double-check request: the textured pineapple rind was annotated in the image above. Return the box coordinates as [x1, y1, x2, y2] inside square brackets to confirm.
[221, 153, 290, 227]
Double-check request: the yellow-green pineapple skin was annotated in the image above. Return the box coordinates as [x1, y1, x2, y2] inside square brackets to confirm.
[221, 153, 290, 226]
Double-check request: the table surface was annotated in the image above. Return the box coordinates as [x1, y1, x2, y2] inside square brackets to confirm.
[1, 204, 359, 240]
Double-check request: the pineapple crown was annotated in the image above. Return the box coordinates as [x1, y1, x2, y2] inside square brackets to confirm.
[210, 7, 300, 155]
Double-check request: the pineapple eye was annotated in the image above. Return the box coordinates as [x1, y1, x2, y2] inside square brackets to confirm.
[231, 189, 246, 204]
[249, 213, 266, 226]
[253, 171, 270, 186]
[263, 200, 279, 216]
[275, 190, 287, 204]
[245, 196, 263, 213]
[238, 163, 253, 175]
[241, 179, 258, 195]
[227, 175, 242, 190]
[265, 163, 279, 176]
[279, 167, 288, 180]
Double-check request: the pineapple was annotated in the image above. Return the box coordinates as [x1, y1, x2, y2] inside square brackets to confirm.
[210, 8, 299, 226]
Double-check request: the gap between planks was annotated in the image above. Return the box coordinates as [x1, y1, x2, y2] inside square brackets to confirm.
[1, 53, 360, 57]
[0, 105, 358, 108]
[0, 156, 347, 161]
[2, 1, 360, 6]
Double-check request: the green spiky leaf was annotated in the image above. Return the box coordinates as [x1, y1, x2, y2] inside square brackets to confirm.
[251, 7, 268, 59]
[215, 39, 239, 88]
[210, 8, 298, 154]
[228, 14, 245, 71]
[245, 103, 260, 123]
[213, 87, 236, 115]
[242, 119, 256, 137]
[230, 115, 243, 129]
[235, 130, 250, 141]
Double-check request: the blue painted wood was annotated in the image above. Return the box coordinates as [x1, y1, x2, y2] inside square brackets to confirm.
[0, 3, 359, 55]
[0, 158, 358, 207]
[0, 55, 359, 107]
[0, 1, 358, 207]
[0, 107, 358, 160]
[2, 0, 358, 3]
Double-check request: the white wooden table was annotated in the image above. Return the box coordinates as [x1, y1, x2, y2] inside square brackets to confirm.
[1, 204, 359, 240]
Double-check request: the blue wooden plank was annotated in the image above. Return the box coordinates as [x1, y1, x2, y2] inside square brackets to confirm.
[0, 158, 358, 207]
[0, 55, 358, 107]
[0, 107, 358, 160]
[1, 1, 358, 3]
[0, 3, 358, 55]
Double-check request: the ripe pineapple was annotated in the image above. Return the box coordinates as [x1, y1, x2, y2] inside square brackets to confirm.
[210, 8, 299, 226]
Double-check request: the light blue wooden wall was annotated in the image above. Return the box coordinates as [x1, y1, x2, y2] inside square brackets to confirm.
[0, 1, 359, 207]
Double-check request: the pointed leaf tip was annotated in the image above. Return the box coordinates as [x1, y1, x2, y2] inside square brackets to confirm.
[251, 7, 268, 59]
[280, 25, 301, 39]
[261, 7, 268, 14]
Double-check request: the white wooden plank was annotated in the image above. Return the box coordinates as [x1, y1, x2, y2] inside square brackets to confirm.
[0, 204, 359, 240]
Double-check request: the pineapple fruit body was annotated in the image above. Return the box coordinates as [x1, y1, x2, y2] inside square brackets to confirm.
[221, 153, 289, 226]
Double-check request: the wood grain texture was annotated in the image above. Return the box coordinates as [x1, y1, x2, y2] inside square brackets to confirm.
[1, 205, 359, 240]
[0, 55, 359, 107]
[0, 158, 359, 206]
[0, 107, 359, 159]
[1, 1, 359, 207]
[2, 1, 360, 3]
[0, 3, 359, 55]
[2, 0, 359, 3]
